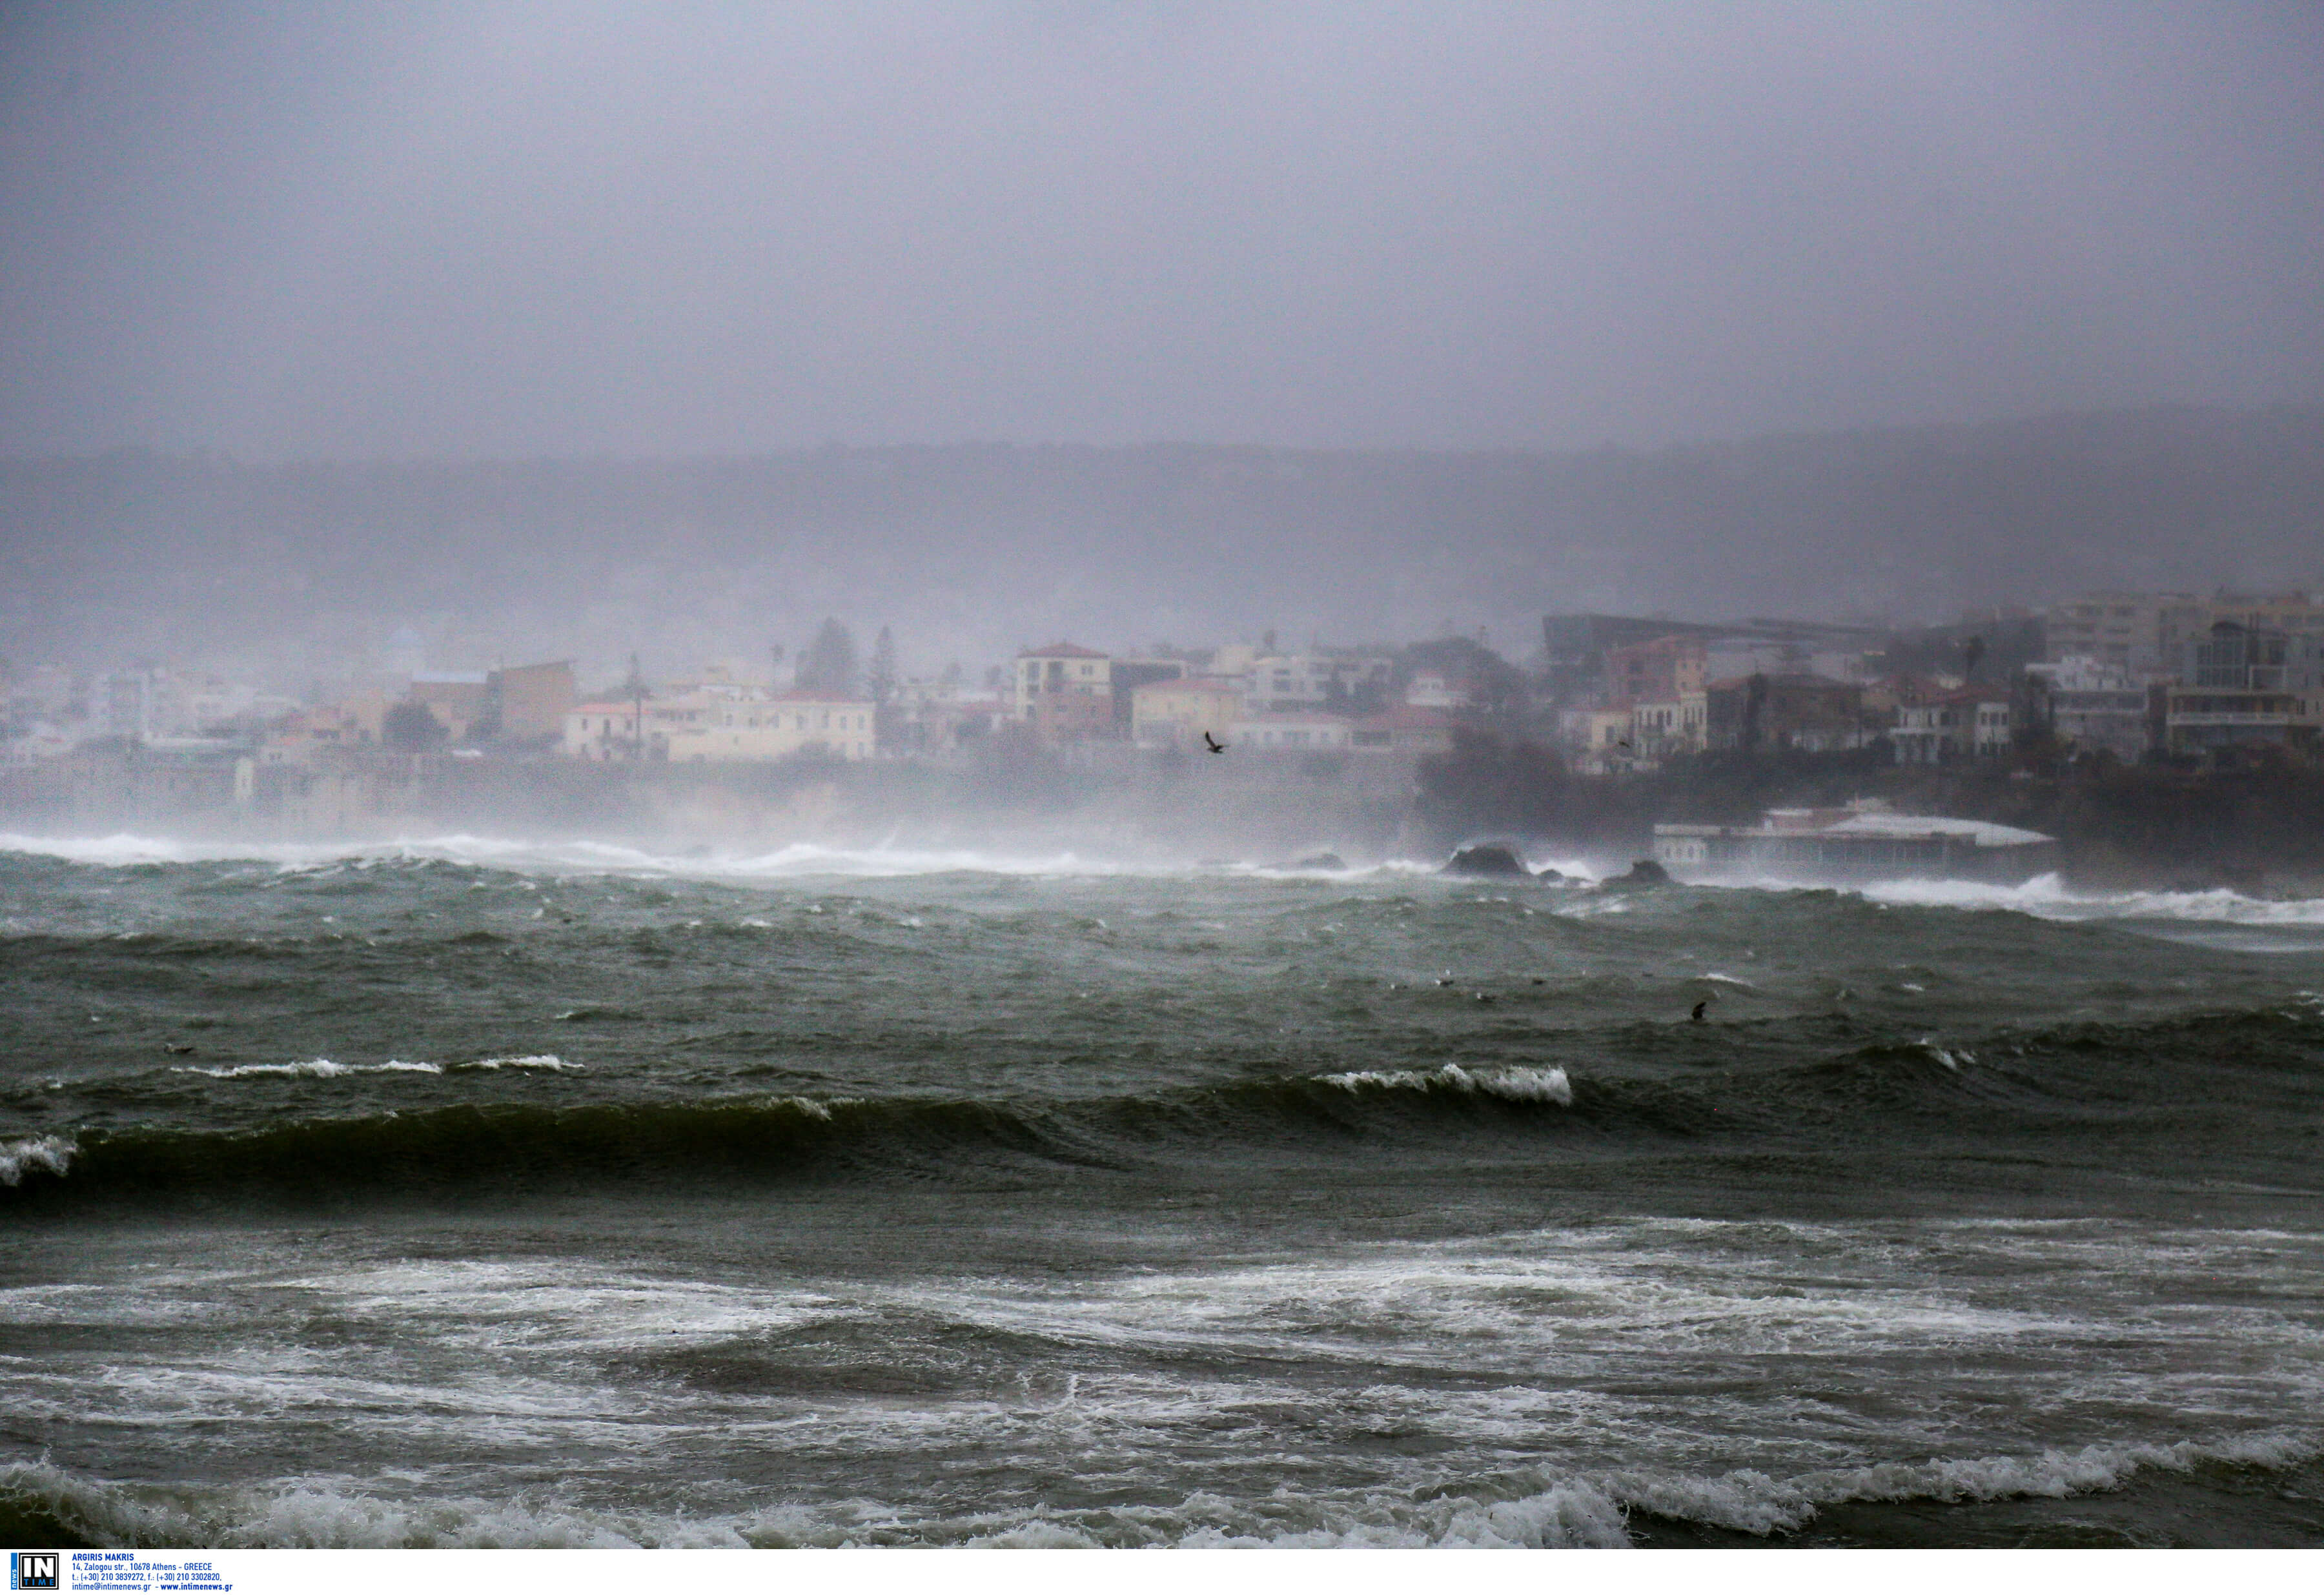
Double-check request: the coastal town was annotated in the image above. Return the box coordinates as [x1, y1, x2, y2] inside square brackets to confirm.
[2, 587, 2321, 837]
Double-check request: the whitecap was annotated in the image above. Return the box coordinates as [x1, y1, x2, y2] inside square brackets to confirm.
[452, 1055, 584, 1073]
[0, 1134, 74, 1185]
[1318, 1062, 1572, 1106]
[176, 1059, 443, 1079]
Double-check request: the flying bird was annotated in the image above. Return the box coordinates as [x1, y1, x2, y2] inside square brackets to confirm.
[1689, 1001, 1707, 1022]
[1202, 732, 1226, 754]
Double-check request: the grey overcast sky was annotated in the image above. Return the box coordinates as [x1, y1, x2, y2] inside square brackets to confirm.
[2, 1, 2319, 458]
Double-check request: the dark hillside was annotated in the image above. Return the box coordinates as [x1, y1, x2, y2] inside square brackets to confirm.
[3, 403, 2318, 678]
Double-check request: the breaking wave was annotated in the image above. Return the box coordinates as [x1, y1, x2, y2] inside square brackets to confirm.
[170, 1055, 582, 1081]
[0, 1134, 74, 1186]
[1858, 871, 2324, 926]
[1320, 1062, 1573, 1106]
[174, 1059, 445, 1080]
[4, 1432, 2311, 1548]
[10, 995, 2318, 1209]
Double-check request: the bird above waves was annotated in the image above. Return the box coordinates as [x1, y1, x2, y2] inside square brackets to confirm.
[1689, 1001, 1707, 1022]
[1202, 732, 1226, 754]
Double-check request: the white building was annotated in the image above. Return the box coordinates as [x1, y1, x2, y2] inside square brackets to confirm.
[96, 667, 192, 742]
[1130, 677, 1245, 748]
[1228, 711, 1352, 750]
[1628, 691, 1707, 760]
[2028, 658, 2150, 760]
[1242, 655, 1337, 713]
[1403, 672, 1474, 709]
[663, 691, 876, 762]
[563, 701, 647, 760]
[569, 690, 877, 762]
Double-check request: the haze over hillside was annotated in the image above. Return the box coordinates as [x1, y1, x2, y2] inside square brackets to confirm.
[3, 403, 2319, 687]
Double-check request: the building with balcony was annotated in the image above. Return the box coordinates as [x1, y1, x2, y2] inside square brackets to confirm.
[2159, 622, 2323, 757]
[1892, 689, 2014, 764]
[1015, 644, 1114, 742]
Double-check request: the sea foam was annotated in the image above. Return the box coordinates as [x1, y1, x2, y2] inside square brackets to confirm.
[6, 1430, 2311, 1549]
[1320, 1062, 1573, 1106]
[1859, 871, 2324, 926]
[0, 1135, 74, 1186]
[176, 1059, 444, 1079]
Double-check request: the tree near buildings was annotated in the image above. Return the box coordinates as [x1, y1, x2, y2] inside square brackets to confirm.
[797, 619, 859, 695]
[868, 625, 899, 706]
[382, 700, 447, 751]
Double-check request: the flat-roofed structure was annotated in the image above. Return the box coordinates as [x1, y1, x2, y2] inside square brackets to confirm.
[1655, 803, 2057, 884]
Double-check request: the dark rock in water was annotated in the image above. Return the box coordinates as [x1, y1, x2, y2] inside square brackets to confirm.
[1443, 844, 1529, 877]
[1601, 858, 1671, 889]
[1292, 852, 1347, 871]
[1535, 867, 1565, 882]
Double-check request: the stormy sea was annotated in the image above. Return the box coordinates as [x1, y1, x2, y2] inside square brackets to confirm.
[3, 832, 2321, 1550]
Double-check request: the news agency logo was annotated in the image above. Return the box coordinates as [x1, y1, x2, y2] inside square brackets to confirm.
[9, 1552, 59, 1592]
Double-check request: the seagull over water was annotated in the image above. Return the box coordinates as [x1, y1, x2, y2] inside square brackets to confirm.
[1202, 733, 1226, 754]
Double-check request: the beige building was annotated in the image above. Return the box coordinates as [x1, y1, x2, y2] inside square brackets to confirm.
[1015, 643, 1110, 721]
[1561, 707, 1636, 773]
[1349, 707, 1456, 753]
[263, 695, 390, 766]
[563, 701, 647, 761]
[1229, 711, 1352, 750]
[1629, 691, 1707, 760]
[662, 691, 876, 762]
[1131, 677, 1245, 747]
[489, 661, 576, 740]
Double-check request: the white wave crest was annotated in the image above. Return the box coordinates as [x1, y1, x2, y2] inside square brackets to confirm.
[451, 1055, 584, 1073]
[1320, 1062, 1573, 1106]
[1860, 871, 2324, 926]
[1605, 1430, 2322, 1537]
[1906, 1039, 1973, 1072]
[0, 1134, 74, 1185]
[0, 829, 1597, 888]
[176, 1059, 443, 1079]
[6, 1431, 2310, 1549]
